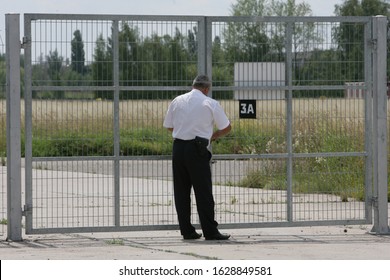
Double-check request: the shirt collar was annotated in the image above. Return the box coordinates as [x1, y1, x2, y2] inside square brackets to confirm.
[192, 88, 206, 96]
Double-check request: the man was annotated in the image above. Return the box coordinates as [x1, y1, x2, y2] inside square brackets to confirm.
[163, 74, 231, 240]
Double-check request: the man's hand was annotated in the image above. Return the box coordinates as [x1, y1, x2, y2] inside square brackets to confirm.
[211, 124, 231, 142]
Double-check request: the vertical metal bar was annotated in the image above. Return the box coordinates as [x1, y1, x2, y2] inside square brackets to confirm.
[23, 14, 33, 234]
[6, 13, 22, 241]
[364, 20, 373, 223]
[285, 22, 293, 222]
[371, 16, 389, 234]
[205, 17, 213, 85]
[112, 20, 120, 228]
[197, 17, 207, 76]
[203, 17, 215, 156]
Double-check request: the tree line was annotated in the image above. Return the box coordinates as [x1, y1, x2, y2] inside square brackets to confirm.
[0, 0, 389, 100]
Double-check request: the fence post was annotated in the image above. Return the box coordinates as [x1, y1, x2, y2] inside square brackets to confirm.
[5, 13, 22, 241]
[112, 20, 120, 228]
[371, 15, 390, 235]
[197, 17, 207, 75]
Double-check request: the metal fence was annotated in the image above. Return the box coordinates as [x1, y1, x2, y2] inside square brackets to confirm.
[2, 14, 389, 238]
[0, 26, 5, 237]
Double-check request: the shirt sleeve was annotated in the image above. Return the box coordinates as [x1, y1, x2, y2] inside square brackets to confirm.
[213, 101, 230, 130]
[163, 103, 174, 129]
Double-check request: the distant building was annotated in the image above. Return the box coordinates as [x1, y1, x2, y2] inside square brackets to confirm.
[234, 62, 285, 100]
[344, 82, 390, 99]
[344, 82, 365, 99]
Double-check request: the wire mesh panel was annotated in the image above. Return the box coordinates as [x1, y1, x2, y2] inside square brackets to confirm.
[210, 19, 288, 226]
[23, 15, 374, 234]
[119, 160, 176, 228]
[26, 16, 124, 232]
[290, 20, 368, 223]
[31, 160, 115, 229]
[209, 17, 371, 227]
[24, 15, 203, 233]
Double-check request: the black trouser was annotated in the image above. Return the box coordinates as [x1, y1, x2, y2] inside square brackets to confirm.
[172, 139, 219, 237]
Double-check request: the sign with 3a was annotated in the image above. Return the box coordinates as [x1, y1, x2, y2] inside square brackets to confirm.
[239, 100, 256, 119]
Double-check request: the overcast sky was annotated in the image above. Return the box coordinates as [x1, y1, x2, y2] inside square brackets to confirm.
[1, 0, 343, 16]
[0, 0, 343, 45]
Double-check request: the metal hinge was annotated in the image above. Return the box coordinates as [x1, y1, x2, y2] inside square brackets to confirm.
[22, 204, 31, 216]
[21, 36, 29, 49]
[369, 39, 378, 50]
[370, 196, 378, 207]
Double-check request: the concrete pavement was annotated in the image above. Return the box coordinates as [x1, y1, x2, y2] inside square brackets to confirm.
[1, 225, 389, 260]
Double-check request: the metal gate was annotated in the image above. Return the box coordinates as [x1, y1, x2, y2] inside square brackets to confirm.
[18, 14, 387, 234]
[0, 24, 6, 238]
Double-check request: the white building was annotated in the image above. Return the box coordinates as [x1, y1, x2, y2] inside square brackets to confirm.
[344, 82, 365, 99]
[234, 62, 285, 100]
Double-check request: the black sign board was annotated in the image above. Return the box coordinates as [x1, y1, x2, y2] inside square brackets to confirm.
[239, 100, 256, 119]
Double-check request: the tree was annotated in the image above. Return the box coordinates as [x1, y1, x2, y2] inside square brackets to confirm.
[226, 0, 271, 62]
[335, 0, 389, 16]
[46, 49, 64, 98]
[295, 48, 344, 96]
[269, 0, 315, 60]
[187, 27, 198, 60]
[92, 34, 112, 99]
[71, 30, 86, 74]
[0, 54, 5, 98]
[92, 22, 196, 100]
[230, 0, 270, 16]
[166, 28, 190, 86]
[142, 33, 166, 87]
[119, 22, 140, 89]
[47, 50, 63, 81]
[221, 0, 317, 96]
[118, 23, 195, 99]
[334, 0, 390, 81]
[226, 0, 314, 62]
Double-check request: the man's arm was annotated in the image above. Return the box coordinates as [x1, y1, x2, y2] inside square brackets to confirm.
[211, 123, 231, 142]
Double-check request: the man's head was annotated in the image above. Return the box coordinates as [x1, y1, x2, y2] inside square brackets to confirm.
[192, 75, 211, 94]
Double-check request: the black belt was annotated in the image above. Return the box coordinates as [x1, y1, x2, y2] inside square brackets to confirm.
[174, 137, 209, 145]
[174, 138, 195, 143]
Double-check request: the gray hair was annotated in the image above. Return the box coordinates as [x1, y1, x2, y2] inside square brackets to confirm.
[192, 74, 211, 89]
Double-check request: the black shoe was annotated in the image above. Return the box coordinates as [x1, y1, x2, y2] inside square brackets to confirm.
[183, 232, 202, 240]
[205, 233, 230, 240]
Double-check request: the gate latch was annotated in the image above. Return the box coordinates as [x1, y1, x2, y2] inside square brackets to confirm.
[21, 36, 29, 49]
[371, 196, 378, 207]
[22, 204, 32, 216]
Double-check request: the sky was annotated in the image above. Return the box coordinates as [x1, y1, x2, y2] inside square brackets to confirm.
[0, 0, 344, 44]
[1, 0, 343, 17]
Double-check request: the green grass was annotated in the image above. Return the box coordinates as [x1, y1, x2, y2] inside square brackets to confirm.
[0, 99, 389, 202]
[27, 128, 173, 157]
[234, 115, 370, 201]
[237, 157, 367, 202]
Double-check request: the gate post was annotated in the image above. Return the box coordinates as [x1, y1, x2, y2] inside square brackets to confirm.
[371, 16, 390, 235]
[5, 13, 22, 241]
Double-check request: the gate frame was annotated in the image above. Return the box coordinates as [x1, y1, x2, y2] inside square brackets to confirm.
[6, 14, 22, 241]
[371, 16, 389, 234]
[5, 14, 390, 239]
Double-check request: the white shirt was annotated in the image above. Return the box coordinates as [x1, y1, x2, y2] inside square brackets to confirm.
[163, 89, 230, 141]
